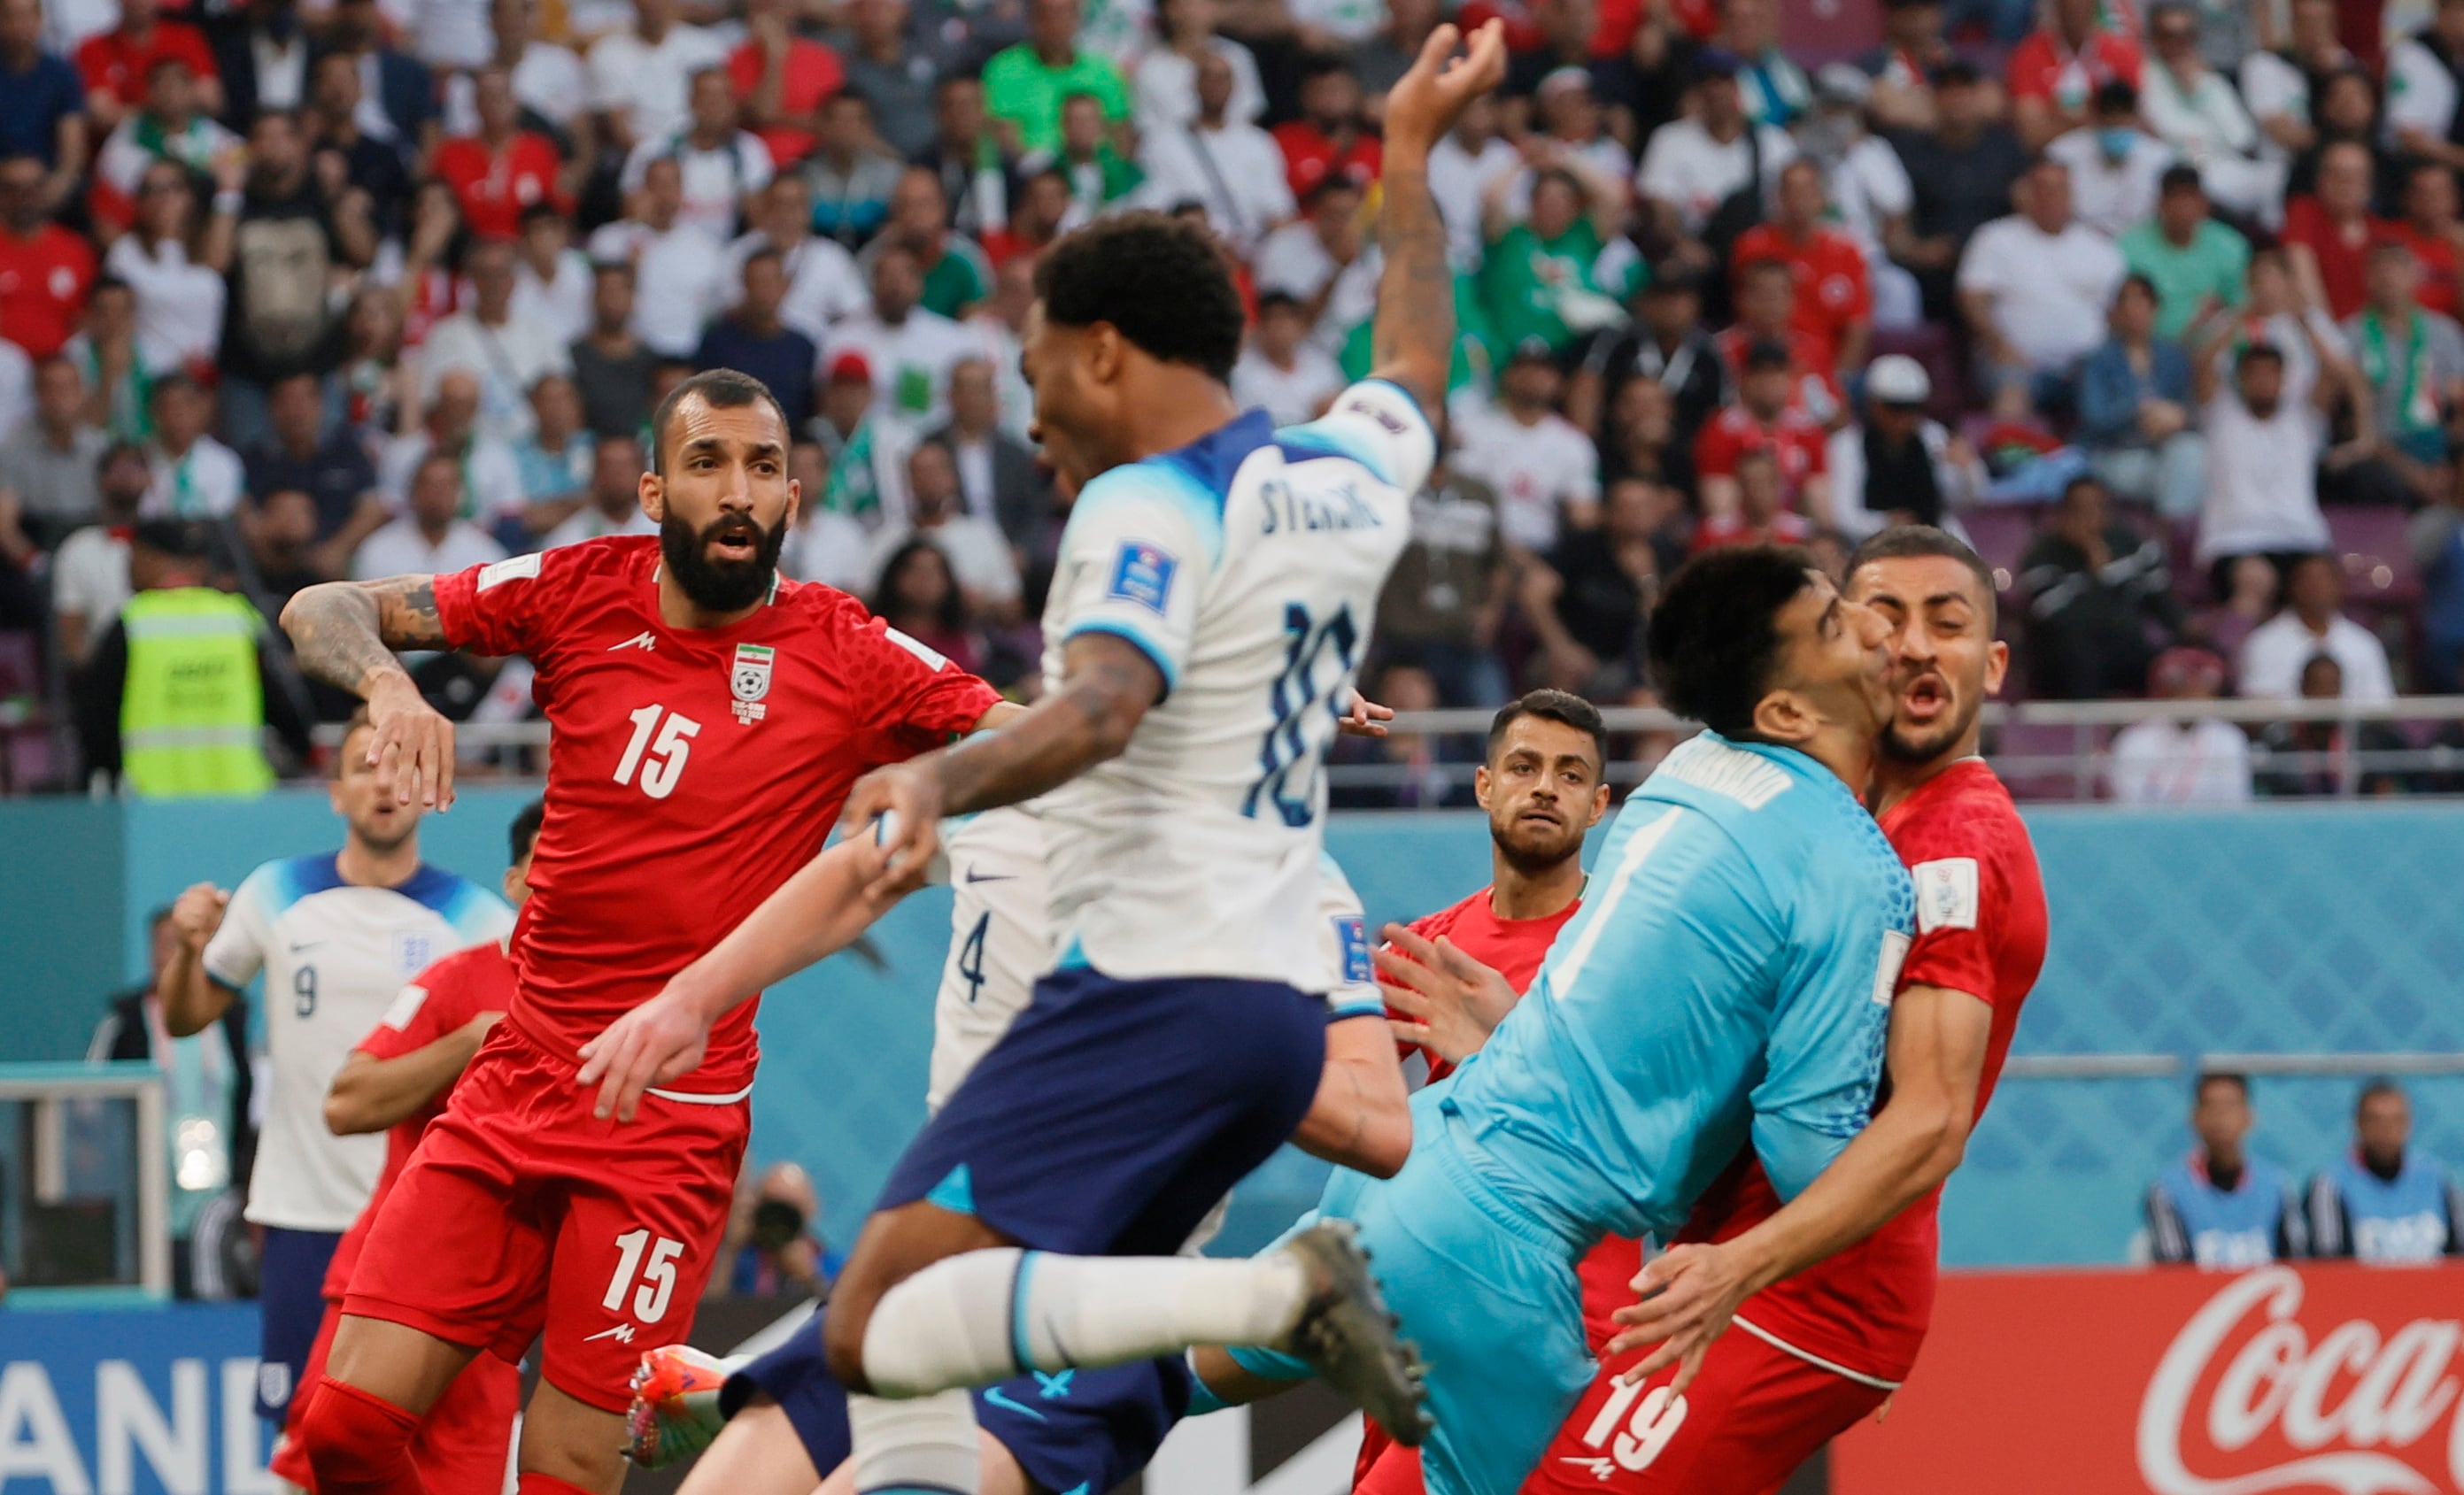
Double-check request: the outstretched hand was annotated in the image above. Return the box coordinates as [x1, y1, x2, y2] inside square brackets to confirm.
[1603, 1240, 1757, 1395]
[1377, 924, 1518, 1064]
[577, 984, 714, 1123]
[1381, 19, 1510, 160]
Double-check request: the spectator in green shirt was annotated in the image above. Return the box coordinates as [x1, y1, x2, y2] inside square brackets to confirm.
[2119, 166, 2252, 342]
[982, 0, 1132, 157]
[861, 166, 997, 317]
[1478, 155, 1634, 358]
[1043, 91, 1146, 219]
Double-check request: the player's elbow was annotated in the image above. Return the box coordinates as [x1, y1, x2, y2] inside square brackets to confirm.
[1352, 1109, 1413, 1178]
[1903, 1093, 1972, 1191]
[322, 1067, 384, 1136]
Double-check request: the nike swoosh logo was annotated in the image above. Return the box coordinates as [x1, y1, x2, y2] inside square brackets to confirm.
[979, 1386, 1047, 1422]
[962, 869, 1015, 885]
[289, 941, 324, 953]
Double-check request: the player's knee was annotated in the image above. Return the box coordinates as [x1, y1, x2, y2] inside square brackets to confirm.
[297, 1377, 421, 1490]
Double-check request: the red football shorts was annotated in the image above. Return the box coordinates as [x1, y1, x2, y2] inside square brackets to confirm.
[1519, 1328, 1891, 1495]
[342, 1023, 748, 1413]
[268, 1299, 521, 1493]
[1352, 1329, 1890, 1495]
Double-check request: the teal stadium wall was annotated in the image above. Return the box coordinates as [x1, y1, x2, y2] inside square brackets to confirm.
[3, 793, 2458, 1267]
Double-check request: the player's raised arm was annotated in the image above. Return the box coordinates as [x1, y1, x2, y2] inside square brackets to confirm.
[282, 575, 460, 810]
[1370, 20, 1508, 413]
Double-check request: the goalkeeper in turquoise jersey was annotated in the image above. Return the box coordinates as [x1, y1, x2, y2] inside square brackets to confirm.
[1209, 544, 1924, 1495]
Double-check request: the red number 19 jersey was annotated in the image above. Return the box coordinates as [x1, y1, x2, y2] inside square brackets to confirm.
[433, 536, 1002, 1094]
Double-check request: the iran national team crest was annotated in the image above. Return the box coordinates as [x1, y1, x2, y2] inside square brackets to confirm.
[730, 643, 775, 724]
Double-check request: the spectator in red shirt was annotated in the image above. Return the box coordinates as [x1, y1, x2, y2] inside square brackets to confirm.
[0, 153, 97, 359]
[2006, 0, 2143, 151]
[1715, 256, 1849, 425]
[2284, 140, 2396, 320]
[430, 66, 570, 241]
[730, 0, 842, 168]
[74, 0, 220, 137]
[1692, 445, 1818, 551]
[979, 166, 1070, 270]
[2391, 158, 2463, 320]
[1695, 337, 1834, 525]
[1732, 158, 1874, 375]
[1271, 57, 1381, 202]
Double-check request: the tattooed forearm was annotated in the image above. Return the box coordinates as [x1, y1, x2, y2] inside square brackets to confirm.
[280, 577, 447, 697]
[937, 642, 1158, 816]
[1371, 160, 1456, 414]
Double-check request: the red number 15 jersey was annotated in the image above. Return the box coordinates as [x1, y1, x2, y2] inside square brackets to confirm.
[433, 536, 1001, 1094]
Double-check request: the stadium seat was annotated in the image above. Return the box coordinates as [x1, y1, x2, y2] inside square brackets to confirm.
[1957, 507, 2040, 599]
[1986, 720, 2092, 801]
[2327, 506, 2422, 609]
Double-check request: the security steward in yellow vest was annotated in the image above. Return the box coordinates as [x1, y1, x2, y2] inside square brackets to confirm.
[73, 520, 313, 796]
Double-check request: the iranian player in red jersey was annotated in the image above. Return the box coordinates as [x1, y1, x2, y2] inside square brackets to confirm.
[1532, 526, 2049, 1495]
[1351, 690, 1610, 1494]
[274, 369, 1011, 1495]
[269, 800, 545, 1494]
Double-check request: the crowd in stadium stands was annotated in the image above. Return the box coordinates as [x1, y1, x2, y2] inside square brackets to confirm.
[2146, 1073, 2463, 1269]
[6, 0, 2464, 796]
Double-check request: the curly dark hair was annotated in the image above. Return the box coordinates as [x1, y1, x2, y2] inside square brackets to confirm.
[1033, 212, 1246, 384]
[1646, 545, 1819, 739]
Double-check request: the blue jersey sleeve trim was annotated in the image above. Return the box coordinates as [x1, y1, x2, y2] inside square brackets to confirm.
[1326, 1000, 1386, 1023]
[1009, 1250, 1042, 1374]
[1359, 376, 1432, 436]
[205, 968, 247, 994]
[1061, 620, 1179, 699]
[1272, 425, 1394, 488]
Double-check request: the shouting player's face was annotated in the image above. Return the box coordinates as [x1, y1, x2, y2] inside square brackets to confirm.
[1849, 552, 2008, 766]
[332, 722, 423, 853]
[646, 393, 797, 614]
[1477, 715, 1609, 876]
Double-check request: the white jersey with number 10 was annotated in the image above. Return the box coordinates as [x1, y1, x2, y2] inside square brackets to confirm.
[1036, 381, 1433, 991]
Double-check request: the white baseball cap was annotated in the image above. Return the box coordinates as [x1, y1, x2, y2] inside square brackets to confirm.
[1866, 354, 1932, 406]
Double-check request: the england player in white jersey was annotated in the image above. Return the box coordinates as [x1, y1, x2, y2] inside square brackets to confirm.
[792, 26, 1501, 1488]
[158, 711, 514, 1433]
[593, 804, 1409, 1495]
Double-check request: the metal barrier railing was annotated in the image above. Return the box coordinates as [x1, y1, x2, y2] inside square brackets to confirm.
[0, 1061, 170, 1297]
[1998, 1052, 2464, 1081]
[299, 696, 2464, 801]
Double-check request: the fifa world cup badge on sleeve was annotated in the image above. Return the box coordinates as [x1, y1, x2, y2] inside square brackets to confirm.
[730, 643, 775, 725]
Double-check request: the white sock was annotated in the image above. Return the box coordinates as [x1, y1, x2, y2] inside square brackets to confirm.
[859, 1247, 1309, 1398]
[848, 1389, 981, 1495]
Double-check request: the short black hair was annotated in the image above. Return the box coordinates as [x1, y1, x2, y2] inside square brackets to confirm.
[509, 797, 546, 864]
[649, 367, 792, 477]
[1646, 545, 1819, 739]
[1033, 212, 1246, 385]
[1487, 689, 1608, 767]
[2117, 271, 2159, 304]
[2093, 79, 2138, 114]
[2196, 1070, 2250, 1103]
[1846, 524, 1999, 628]
[2236, 340, 2286, 371]
[2159, 163, 2205, 196]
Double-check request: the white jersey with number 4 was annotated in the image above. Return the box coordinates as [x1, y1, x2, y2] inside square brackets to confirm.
[1039, 380, 1433, 990]
[202, 855, 515, 1231]
[928, 807, 1385, 1109]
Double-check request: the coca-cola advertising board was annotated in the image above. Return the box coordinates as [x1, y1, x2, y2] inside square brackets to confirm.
[1830, 1263, 2464, 1495]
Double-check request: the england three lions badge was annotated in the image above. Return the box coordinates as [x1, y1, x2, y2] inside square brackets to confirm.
[730, 643, 775, 724]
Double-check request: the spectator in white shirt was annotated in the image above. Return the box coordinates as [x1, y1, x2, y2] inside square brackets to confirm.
[2243, 0, 2353, 165]
[586, 155, 730, 358]
[2139, 5, 2285, 226]
[1133, 0, 1264, 135]
[1453, 339, 1603, 555]
[1253, 175, 1380, 351]
[140, 375, 244, 520]
[353, 450, 509, 579]
[823, 244, 982, 434]
[2106, 645, 2255, 804]
[1958, 154, 2128, 417]
[2192, 336, 2339, 584]
[1635, 50, 1796, 245]
[2385, 0, 2464, 173]
[1232, 292, 1344, 426]
[2237, 551, 2399, 701]
[2045, 81, 2176, 239]
[727, 175, 869, 343]
[1135, 48, 1294, 256]
[862, 441, 1021, 621]
[543, 433, 659, 548]
[622, 66, 775, 243]
[584, 0, 727, 151]
[440, 0, 590, 137]
[52, 441, 149, 667]
[421, 237, 574, 446]
[106, 158, 230, 377]
[510, 205, 595, 349]
[1426, 91, 1519, 272]
[380, 371, 529, 528]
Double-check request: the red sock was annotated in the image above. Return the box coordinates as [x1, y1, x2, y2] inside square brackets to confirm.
[297, 1378, 428, 1495]
[516, 1474, 599, 1495]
